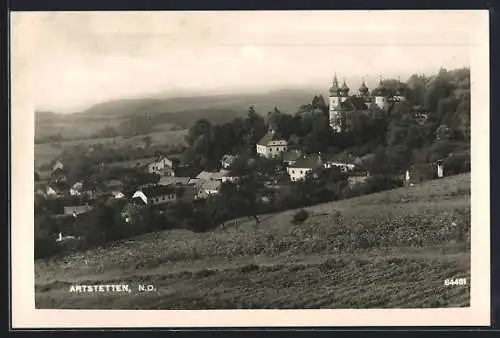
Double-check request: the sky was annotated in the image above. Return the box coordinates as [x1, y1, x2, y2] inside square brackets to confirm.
[11, 10, 482, 113]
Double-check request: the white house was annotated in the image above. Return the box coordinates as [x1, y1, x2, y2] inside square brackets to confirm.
[256, 131, 288, 158]
[323, 161, 355, 172]
[196, 180, 222, 200]
[287, 156, 323, 182]
[132, 185, 177, 206]
[147, 156, 174, 176]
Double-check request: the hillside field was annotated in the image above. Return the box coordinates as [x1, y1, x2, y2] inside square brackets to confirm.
[35, 173, 471, 309]
[34, 128, 188, 167]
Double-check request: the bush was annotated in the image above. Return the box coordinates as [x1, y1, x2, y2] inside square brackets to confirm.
[292, 209, 310, 225]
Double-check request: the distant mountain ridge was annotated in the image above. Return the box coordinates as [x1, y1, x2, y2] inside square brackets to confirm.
[47, 88, 321, 119]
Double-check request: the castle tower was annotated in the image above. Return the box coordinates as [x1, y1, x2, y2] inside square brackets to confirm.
[340, 80, 350, 103]
[359, 79, 369, 100]
[372, 76, 389, 110]
[394, 77, 407, 102]
[328, 74, 342, 133]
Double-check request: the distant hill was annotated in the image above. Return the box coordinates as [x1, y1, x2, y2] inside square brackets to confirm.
[72, 88, 317, 119]
[35, 89, 319, 141]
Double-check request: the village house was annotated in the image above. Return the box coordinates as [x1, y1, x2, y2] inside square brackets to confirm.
[405, 160, 444, 186]
[147, 156, 175, 176]
[195, 180, 222, 200]
[320, 153, 356, 172]
[196, 170, 229, 181]
[286, 155, 323, 182]
[256, 131, 288, 158]
[132, 185, 177, 206]
[158, 176, 191, 186]
[64, 205, 93, 218]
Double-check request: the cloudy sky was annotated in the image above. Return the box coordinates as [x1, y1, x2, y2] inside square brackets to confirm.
[11, 10, 482, 113]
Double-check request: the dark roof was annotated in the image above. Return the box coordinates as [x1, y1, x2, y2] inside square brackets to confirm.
[140, 185, 177, 198]
[372, 82, 390, 96]
[289, 155, 323, 169]
[336, 97, 368, 111]
[158, 176, 191, 186]
[359, 81, 369, 94]
[257, 132, 286, 146]
[283, 149, 302, 162]
[340, 81, 350, 93]
[329, 76, 340, 96]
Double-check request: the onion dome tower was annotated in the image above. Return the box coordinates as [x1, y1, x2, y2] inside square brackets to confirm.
[359, 79, 369, 97]
[394, 77, 407, 101]
[328, 74, 341, 107]
[372, 76, 390, 110]
[340, 80, 350, 102]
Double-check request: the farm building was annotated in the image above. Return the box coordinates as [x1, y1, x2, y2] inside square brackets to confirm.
[405, 160, 444, 186]
[147, 156, 175, 176]
[320, 153, 357, 172]
[256, 131, 288, 158]
[286, 155, 323, 182]
[196, 170, 229, 181]
[196, 180, 222, 200]
[158, 176, 191, 186]
[132, 185, 177, 206]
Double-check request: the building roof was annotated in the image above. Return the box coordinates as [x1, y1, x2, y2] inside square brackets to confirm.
[158, 176, 191, 186]
[289, 155, 323, 169]
[329, 75, 340, 97]
[257, 132, 287, 146]
[140, 185, 177, 198]
[359, 81, 369, 94]
[196, 170, 229, 181]
[200, 180, 222, 191]
[372, 82, 390, 97]
[283, 149, 302, 162]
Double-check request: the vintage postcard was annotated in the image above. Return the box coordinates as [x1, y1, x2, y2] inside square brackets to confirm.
[10, 10, 490, 328]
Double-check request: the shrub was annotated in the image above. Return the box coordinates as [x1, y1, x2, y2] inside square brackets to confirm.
[292, 209, 310, 225]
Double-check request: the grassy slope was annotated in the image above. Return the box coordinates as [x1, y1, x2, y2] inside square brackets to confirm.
[35, 173, 471, 309]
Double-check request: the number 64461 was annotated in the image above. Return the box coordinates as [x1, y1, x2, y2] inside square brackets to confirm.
[444, 278, 467, 286]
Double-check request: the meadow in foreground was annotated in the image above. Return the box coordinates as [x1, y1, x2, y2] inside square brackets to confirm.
[35, 173, 471, 309]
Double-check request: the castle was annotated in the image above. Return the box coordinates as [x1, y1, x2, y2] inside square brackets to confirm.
[328, 74, 407, 132]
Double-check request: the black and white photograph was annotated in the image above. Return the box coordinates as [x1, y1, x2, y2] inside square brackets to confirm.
[10, 10, 490, 327]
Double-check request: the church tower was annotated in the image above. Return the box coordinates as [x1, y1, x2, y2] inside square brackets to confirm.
[340, 80, 350, 103]
[328, 74, 342, 132]
[372, 76, 389, 110]
[359, 79, 369, 101]
[394, 78, 407, 102]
